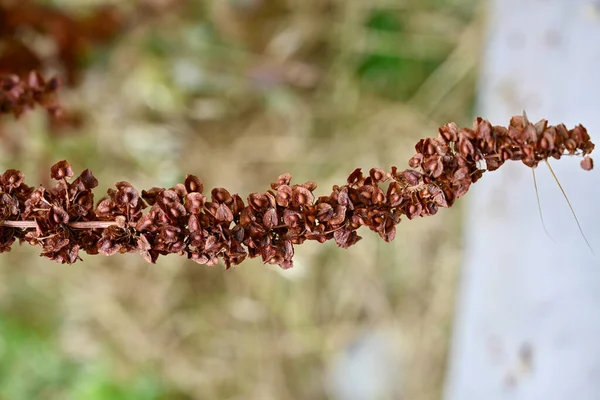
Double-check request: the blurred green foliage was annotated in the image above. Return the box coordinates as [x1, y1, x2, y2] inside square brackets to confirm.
[0, 316, 170, 400]
[0, 314, 173, 400]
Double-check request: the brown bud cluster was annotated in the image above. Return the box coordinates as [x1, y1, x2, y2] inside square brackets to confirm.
[0, 72, 61, 117]
[0, 116, 594, 268]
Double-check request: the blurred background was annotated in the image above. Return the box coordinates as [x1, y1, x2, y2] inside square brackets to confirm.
[0, 0, 483, 399]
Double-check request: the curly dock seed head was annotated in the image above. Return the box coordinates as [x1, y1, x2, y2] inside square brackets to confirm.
[0, 116, 594, 268]
[0, 72, 61, 117]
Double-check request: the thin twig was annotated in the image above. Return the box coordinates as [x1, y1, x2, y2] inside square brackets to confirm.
[0, 220, 124, 229]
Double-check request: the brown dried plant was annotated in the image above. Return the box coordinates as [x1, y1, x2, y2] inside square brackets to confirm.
[0, 71, 61, 117]
[0, 81, 594, 267]
[0, 1, 122, 85]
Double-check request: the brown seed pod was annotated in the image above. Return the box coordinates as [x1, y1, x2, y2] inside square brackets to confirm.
[0, 115, 593, 268]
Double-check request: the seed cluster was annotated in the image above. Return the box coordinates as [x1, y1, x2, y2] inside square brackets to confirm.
[0, 115, 594, 268]
[1, 3, 122, 85]
[0, 72, 61, 117]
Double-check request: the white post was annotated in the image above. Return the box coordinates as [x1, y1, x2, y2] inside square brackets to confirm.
[445, 1, 600, 399]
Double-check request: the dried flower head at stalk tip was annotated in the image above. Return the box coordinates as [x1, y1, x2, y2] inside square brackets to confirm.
[0, 116, 594, 267]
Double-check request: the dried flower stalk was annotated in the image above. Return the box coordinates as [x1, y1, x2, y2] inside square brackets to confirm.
[0, 115, 594, 268]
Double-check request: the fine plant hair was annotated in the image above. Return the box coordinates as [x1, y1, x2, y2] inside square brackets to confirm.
[0, 73, 595, 268]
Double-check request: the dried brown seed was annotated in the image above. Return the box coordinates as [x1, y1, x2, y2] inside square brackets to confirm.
[428, 184, 448, 208]
[73, 169, 98, 190]
[408, 155, 422, 169]
[50, 160, 74, 180]
[347, 168, 364, 186]
[283, 209, 302, 228]
[212, 188, 232, 204]
[358, 186, 375, 204]
[458, 138, 475, 158]
[115, 183, 139, 208]
[249, 193, 269, 211]
[215, 203, 234, 223]
[316, 203, 333, 221]
[330, 205, 347, 226]
[386, 182, 404, 207]
[369, 168, 387, 183]
[98, 236, 120, 256]
[425, 202, 438, 216]
[581, 156, 594, 171]
[49, 206, 69, 225]
[292, 186, 314, 207]
[276, 185, 292, 207]
[474, 117, 493, 140]
[571, 125, 591, 143]
[141, 187, 163, 206]
[403, 170, 421, 186]
[170, 183, 187, 198]
[459, 128, 476, 140]
[271, 173, 292, 190]
[184, 174, 204, 193]
[301, 181, 318, 191]
[185, 192, 206, 215]
[263, 208, 278, 229]
[439, 122, 458, 142]
[1, 169, 24, 189]
[405, 202, 423, 220]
